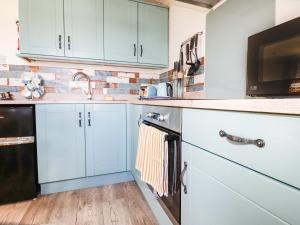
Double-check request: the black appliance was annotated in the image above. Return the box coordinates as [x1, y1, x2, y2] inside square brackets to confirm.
[0, 105, 38, 205]
[141, 106, 182, 225]
[247, 17, 300, 97]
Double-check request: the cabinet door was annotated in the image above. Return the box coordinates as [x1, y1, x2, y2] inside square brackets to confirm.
[138, 4, 168, 66]
[85, 104, 127, 176]
[104, 0, 138, 63]
[64, 0, 104, 59]
[126, 104, 142, 171]
[181, 143, 289, 225]
[36, 105, 86, 183]
[19, 0, 64, 56]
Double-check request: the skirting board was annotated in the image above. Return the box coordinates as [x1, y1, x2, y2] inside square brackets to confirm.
[41, 172, 134, 195]
[132, 170, 173, 225]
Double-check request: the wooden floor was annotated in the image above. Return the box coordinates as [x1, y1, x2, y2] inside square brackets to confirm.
[0, 182, 158, 225]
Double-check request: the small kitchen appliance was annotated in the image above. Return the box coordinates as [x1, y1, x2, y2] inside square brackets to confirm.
[247, 17, 300, 97]
[0, 106, 38, 205]
[157, 82, 173, 97]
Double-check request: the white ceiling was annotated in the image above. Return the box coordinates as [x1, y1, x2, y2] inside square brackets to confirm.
[176, 0, 220, 8]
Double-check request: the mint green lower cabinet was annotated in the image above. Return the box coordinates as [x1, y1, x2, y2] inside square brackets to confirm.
[85, 104, 127, 176]
[126, 104, 142, 171]
[36, 104, 86, 183]
[181, 142, 296, 225]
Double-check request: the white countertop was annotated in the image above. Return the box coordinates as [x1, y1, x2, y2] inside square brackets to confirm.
[1, 94, 300, 115]
[131, 99, 300, 115]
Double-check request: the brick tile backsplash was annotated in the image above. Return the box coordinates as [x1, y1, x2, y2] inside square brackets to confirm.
[0, 61, 204, 97]
[0, 78, 8, 86]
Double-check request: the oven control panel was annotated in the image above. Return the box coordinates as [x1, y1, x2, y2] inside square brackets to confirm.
[142, 106, 181, 133]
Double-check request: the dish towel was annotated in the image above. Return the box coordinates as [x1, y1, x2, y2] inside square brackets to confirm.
[135, 123, 168, 197]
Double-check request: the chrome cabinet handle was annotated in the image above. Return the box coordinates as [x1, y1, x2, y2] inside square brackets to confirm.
[138, 114, 142, 127]
[88, 112, 91, 127]
[134, 44, 137, 56]
[219, 130, 265, 148]
[68, 36, 71, 50]
[180, 162, 188, 194]
[58, 35, 62, 49]
[78, 112, 82, 127]
[140, 45, 143, 57]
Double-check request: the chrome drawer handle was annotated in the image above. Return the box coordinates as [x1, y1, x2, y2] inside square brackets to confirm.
[180, 162, 188, 194]
[219, 130, 265, 148]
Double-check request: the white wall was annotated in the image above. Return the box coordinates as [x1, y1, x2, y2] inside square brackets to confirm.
[167, 1, 207, 66]
[0, 0, 207, 72]
[276, 0, 300, 25]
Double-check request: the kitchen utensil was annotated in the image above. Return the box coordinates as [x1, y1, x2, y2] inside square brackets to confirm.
[186, 34, 200, 76]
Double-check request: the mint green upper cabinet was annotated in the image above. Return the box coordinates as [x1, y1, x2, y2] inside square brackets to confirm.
[19, 0, 64, 56]
[64, 0, 104, 59]
[36, 104, 86, 183]
[104, 0, 138, 63]
[138, 4, 168, 66]
[85, 104, 127, 177]
[19, 0, 169, 67]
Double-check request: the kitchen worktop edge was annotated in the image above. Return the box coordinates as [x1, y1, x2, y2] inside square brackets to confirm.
[1, 98, 300, 115]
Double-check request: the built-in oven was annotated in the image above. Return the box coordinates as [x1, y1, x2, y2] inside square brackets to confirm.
[140, 105, 182, 225]
[247, 17, 300, 97]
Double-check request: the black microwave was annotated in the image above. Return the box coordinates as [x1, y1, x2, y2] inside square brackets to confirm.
[247, 17, 300, 97]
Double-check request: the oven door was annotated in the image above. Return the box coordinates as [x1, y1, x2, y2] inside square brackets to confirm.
[143, 120, 182, 225]
[159, 137, 181, 225]
[247, 17, 300, 97]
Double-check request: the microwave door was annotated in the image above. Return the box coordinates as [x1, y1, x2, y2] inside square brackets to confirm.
[247, 17, 300, 97]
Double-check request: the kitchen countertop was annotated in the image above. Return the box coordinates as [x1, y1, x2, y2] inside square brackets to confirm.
[1, 94, 300, 115]
[131, 98, 300, 115]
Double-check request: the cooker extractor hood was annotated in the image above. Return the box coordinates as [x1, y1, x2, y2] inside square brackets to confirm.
[176, 0, 224, 9]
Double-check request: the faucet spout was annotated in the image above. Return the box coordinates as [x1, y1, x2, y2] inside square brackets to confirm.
[72, 72, 92, 100]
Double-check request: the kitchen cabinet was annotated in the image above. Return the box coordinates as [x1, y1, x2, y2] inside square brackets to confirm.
[126, 104, 142, 172]
[36, 104, 86, 183]
[64, 0, 104, 59]
[19, 0, 169, 67]
[104, 0, 138, 63]
[182, 109, 300, 190]
[181, 142, 300, 225]
[182, 108, 300, 225]
[36, 104, 127, 183]
[138, 3, 168, 65]
[85, 104, 127, 176]
[104, 0, 169, 66]
[19, 0, 64, 56]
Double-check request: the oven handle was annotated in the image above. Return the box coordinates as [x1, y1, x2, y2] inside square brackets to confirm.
[180, 161, 188, 194]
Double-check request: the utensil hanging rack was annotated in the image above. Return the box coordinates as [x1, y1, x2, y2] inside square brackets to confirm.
[181, 32, 203, 47]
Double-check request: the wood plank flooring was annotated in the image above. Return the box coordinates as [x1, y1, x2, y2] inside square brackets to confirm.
[0, 182, 158, 225]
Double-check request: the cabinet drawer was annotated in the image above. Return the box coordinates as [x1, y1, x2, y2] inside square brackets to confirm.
[182, 109, 300, 189]
[182, 143, 300, 225]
